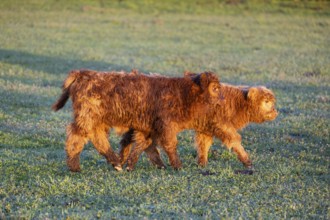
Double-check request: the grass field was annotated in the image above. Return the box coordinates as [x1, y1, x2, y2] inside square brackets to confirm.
[0, 0, 329, 219]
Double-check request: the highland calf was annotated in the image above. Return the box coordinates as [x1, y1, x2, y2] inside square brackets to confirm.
[52, 69, 222, 172]
[193, 83, 278, 168]
[119, 81, 278, 170]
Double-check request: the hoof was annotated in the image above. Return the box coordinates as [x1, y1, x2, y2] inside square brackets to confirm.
[173, 166, 182, 171]
[243, 160, 253, 168]
[126, 166, 133, 172]
[246, 165, 254, 171]
[114, 165, 123, 172]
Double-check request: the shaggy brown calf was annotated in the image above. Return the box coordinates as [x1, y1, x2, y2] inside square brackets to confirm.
[52, 69, 222, 172]
[119, 81, 278, 169]
[193, 83, 278, 168]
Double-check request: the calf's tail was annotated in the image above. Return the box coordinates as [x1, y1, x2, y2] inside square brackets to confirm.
[51, 70, 80, 111]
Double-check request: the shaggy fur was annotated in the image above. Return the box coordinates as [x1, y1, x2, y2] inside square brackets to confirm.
[193, 83, 278, 167]
[119, 81, 278, 169]
[52, 69, 221, 172]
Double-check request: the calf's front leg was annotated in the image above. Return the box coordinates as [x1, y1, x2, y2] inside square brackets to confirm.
[215, 127, 253, 169]
[126, 131, 152, 171]
[194, 132, 213, 167]
[144, 143, 166, 169]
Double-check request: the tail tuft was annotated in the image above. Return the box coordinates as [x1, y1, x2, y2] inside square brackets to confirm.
[52, 70, 80, 111]
[51, 89, 70, 111]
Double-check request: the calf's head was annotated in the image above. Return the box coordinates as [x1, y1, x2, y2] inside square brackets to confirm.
[185, 71, 222, 104]
[247, 86, 278, 123]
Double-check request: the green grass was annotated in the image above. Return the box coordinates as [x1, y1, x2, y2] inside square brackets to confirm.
[0, 0, 329, 219]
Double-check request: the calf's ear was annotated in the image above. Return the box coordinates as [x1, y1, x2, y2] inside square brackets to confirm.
[200, 72, 209, 90]
[189, 72, 220, 92]
[189, 73, 204, 88]
[183, 71, 197, 78]
[199, 72, 220, 90]
[247, 87, 259, 101]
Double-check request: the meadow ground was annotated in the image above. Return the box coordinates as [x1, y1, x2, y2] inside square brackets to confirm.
[0, 1, 329, 219]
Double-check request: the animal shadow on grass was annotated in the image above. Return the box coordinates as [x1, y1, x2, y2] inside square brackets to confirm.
[0, 49, 137, 76]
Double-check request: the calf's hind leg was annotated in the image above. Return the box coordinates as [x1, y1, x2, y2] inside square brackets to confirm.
[89, 125, 122, 171]
[65, 123, 88, 172]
